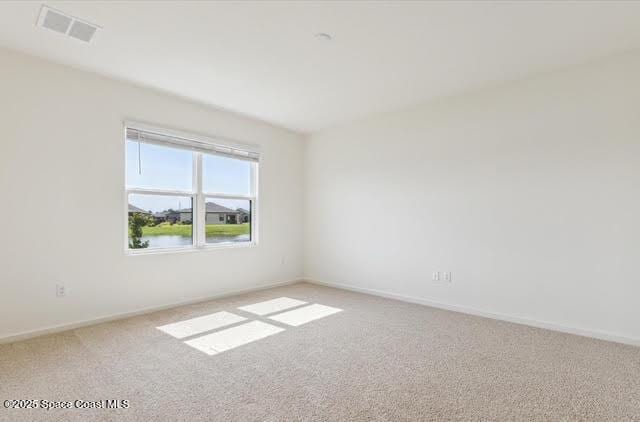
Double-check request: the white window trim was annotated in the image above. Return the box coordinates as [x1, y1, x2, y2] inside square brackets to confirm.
[124, 122, 259, 255]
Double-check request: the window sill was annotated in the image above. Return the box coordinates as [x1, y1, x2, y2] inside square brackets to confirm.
[126, 241, 257, 256]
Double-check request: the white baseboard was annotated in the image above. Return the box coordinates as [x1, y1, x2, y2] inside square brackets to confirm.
[0, 278, 302, 344]
[304, 278, 640, 348]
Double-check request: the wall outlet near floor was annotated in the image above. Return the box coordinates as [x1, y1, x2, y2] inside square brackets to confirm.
[56, 283, 66, 297]
[433, 271, 452, 283]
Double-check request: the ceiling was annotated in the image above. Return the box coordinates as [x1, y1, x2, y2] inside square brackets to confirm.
[2, 1, 640, 133]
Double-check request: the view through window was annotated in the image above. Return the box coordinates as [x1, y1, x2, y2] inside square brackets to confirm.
[125, 126, 258, 251]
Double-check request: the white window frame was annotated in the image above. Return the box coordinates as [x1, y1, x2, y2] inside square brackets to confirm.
[124, 121, 259, 255]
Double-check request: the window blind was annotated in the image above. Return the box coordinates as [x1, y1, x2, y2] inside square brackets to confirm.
[126, 127, 260, 162]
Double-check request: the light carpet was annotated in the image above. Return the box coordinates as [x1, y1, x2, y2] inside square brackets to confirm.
[1, 282, 639, 421]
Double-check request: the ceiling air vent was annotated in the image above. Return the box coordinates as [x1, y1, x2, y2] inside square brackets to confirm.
[37, 5, 100, 43]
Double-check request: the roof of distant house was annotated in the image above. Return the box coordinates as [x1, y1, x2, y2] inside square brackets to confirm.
[128, 204, 150, 214]
[174, 202, 238, 214]
[206, 202, 236, 213]
[170, 202, 240, 214]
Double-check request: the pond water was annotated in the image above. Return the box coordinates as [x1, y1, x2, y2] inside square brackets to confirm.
[206, 234, 250, 244]
[140, 234, 250, 249]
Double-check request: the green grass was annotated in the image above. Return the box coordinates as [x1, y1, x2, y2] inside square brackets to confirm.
[141, 223, 249, 237]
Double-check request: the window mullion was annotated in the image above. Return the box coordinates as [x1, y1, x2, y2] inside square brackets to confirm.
[251, 162, 258, 244]
[203, 194, 255, 201]
[195, 152, 205, 247]
[126, 188, 196, 197]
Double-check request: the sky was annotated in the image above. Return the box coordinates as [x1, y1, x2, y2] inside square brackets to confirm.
[126, 140, 251, 213]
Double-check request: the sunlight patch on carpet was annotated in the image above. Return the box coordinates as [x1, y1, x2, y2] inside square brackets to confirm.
[184, 321, 285, 355]
[268, 304, 342, 327]
[238, 297, 307, 316]
[157, 311, 246, 339]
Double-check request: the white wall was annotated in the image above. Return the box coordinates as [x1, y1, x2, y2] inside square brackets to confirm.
[0, 48, 304, 340]
[304, 51, 640, 344]
[3, 45, 639, 346]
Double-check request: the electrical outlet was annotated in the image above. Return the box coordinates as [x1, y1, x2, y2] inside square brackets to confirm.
[56, 284, 65, 297]
[444, 272, 452, 282]
[432, 272, 440, 281]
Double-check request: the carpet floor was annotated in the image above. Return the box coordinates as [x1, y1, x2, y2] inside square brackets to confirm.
[1, 282, 639, 421]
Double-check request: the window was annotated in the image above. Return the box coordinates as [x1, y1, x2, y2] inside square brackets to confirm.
[125, 124, 258, 252]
